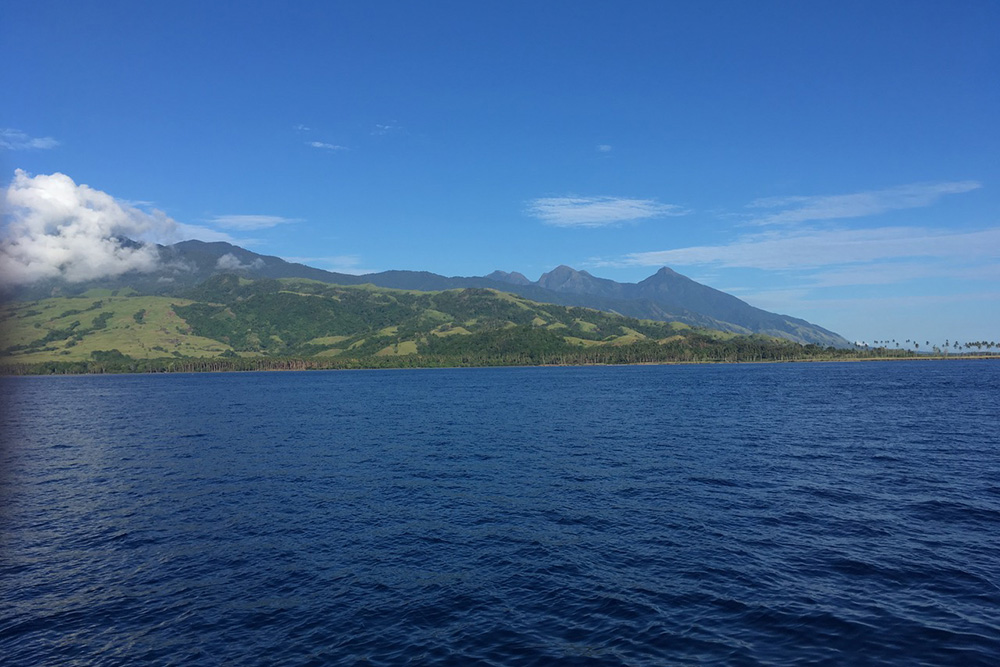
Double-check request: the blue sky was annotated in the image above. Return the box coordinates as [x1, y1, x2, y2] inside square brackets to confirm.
[2, 1, 998, 345]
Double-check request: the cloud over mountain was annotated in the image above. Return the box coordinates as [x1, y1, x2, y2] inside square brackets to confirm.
[0, 170, 175, 285]
[216, 253, 265, 271]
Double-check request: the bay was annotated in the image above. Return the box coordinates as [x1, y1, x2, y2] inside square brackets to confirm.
[1, 361, 998, 665]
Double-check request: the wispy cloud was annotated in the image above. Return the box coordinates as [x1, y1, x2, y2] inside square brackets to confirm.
[294, 124, 311, 132]
[747, 181, 981, 225]
[283, 254, 373, 275]
[739, 288, 1000, 315]
[596, 144, 612, 153]
[805, 261, 1000, 288]
[172, 223, 235, 243]
[206, 215, 301, 230]
[372, 121, 402, 136]
[614, 226, 1000, 271]
[527, 196, 689, 228]
[0, 128, 60, 151]
[307, 141, 349, 151]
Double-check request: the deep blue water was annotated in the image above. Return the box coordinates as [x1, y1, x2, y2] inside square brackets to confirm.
[1, 361, 998, 665]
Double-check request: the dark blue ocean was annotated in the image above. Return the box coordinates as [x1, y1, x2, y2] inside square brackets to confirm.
[1, 361, 998, 665]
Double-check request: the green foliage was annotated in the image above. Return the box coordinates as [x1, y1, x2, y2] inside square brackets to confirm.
[91, 311, 114, 330]
[90, 349, 131, 363]
[0, 274, 936, 375]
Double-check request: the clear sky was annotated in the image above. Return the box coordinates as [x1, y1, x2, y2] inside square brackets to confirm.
[2, 1, 998, 345]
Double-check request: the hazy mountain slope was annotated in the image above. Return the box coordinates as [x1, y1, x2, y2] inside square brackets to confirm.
[635, 268, 845, 346]
[492, 265, 849, 347]
[6, 240, 367, 300]
[3, 239, 849, 347]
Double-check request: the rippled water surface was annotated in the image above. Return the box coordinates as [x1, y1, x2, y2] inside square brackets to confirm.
[2, 361, 999, 665]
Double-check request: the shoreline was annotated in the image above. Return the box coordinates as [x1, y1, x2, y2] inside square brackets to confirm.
[2, 353, 997, 377]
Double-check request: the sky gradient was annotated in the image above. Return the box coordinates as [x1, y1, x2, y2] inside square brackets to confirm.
[2, 1, 998, 344]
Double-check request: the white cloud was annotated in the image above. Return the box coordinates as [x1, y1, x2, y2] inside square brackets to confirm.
[526, 196, 689, 228]
[0, 128, 60, 151]
[206, 215, 301, 230]
[294, 124, 311, 132]
[0, 170, 170, 284]
[307, 141, 349, 151]
[616, 226, 1000, 271]
[215, 253, 265, 271]
[747, 181, 981, 226]
[0, 170, 252, 285]
[596, 144, 612, 153]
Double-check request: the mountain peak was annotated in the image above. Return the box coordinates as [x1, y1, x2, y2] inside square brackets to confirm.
[536, 265, 626, 300]
[541, 265, 598, 280]
[545, 264, 578, 276]
[486, 270, 531, 286]
[537, 265, 589, 291]
[639, 266, 687, 285]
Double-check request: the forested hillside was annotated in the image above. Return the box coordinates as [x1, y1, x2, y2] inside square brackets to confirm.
[0, 274, 897, 374]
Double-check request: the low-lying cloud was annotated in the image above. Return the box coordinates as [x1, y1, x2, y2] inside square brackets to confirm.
[527, 196, 689, 228]
[216, 253, 265, 271]
[0, 170, 308, 286]
[0, 170, 181, 285]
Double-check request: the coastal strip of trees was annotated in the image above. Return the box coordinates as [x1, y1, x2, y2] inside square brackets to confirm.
[0, 337, 934, 376]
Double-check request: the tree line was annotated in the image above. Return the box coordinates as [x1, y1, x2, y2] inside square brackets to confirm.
[0, 336, 923, 376]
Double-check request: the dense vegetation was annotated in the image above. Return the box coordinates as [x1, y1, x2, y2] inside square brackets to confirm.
[0, 274, 962, 375]
[5, 239, 850, 346]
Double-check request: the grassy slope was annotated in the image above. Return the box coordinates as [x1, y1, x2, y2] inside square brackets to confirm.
[0, 276, 806, 367]
[0, 294, 232, 362]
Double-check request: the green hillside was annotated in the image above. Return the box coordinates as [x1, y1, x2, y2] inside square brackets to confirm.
[4, 239, 851, 347]
[0, 274, 887, 373]
[0, 292, 231, 363]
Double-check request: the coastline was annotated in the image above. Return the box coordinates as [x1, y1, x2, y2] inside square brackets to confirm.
[2, 353, 996, 377]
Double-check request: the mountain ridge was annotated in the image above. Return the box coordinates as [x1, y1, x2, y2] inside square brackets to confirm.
[3, 239, 850, 347]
